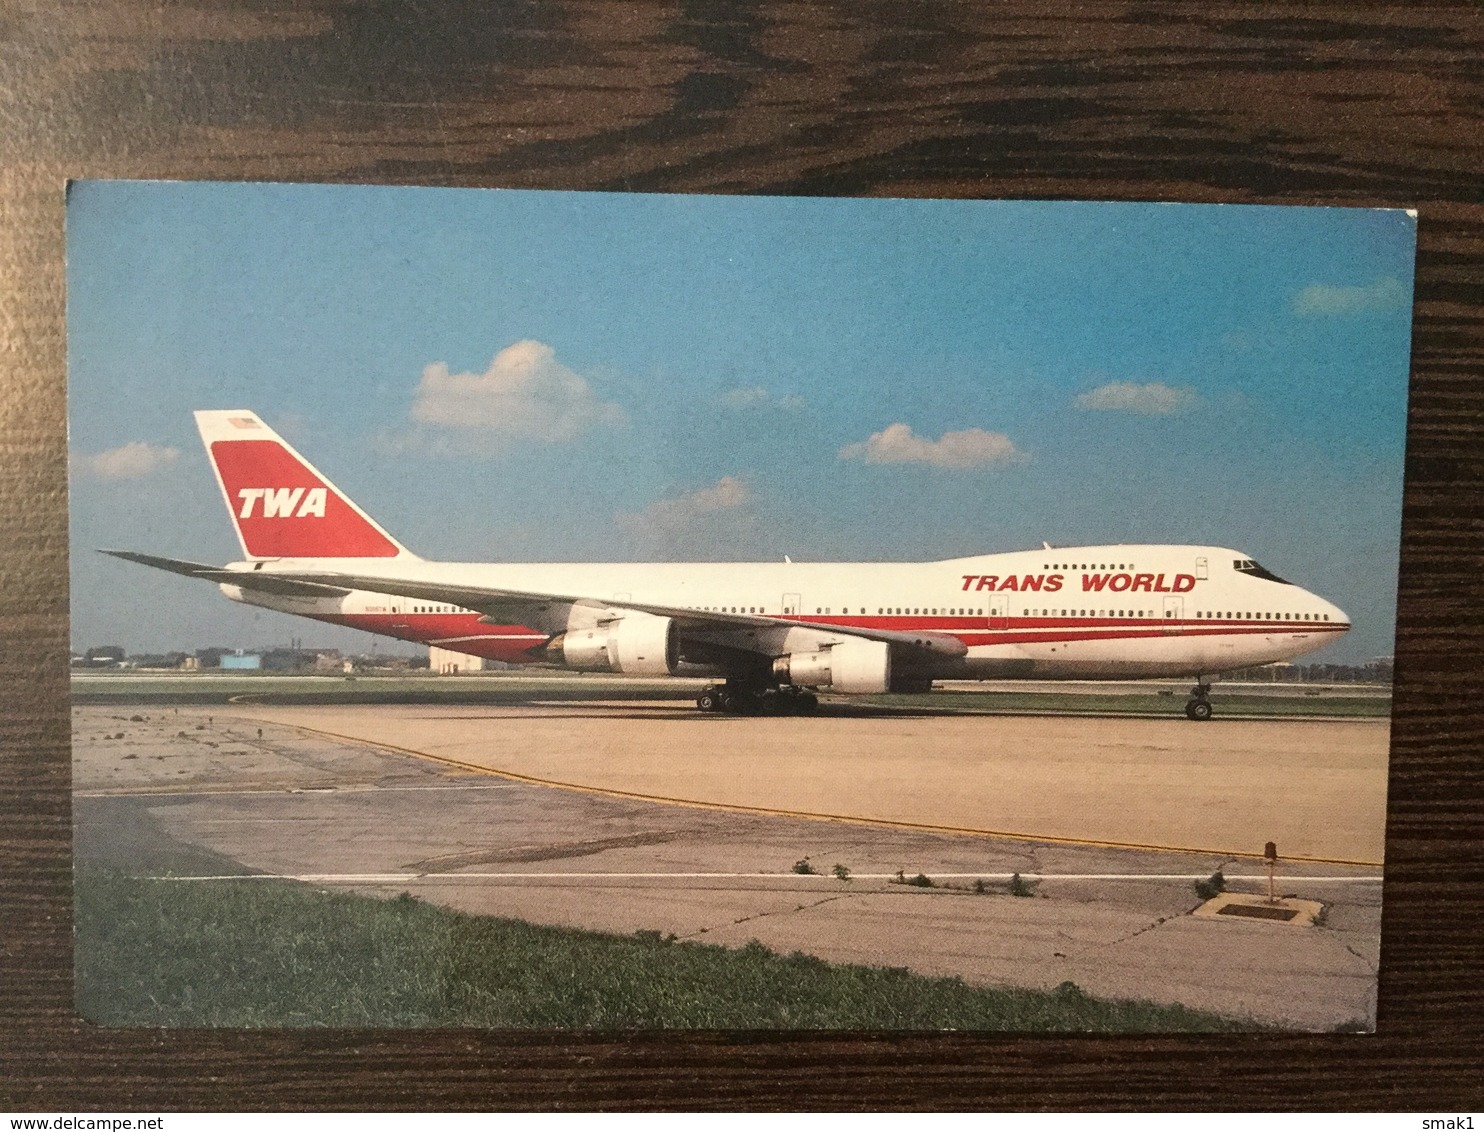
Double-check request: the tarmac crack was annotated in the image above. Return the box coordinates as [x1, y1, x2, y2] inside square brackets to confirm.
[684, 892, 853, 940]
[1343, 942, 1378, 976]
[1104, 911, 1180, 947]
[404, 831, 680, 871]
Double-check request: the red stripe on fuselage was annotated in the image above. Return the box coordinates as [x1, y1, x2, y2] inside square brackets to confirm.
[306, 612, 547, 663]
[289, 608, 1346, 665]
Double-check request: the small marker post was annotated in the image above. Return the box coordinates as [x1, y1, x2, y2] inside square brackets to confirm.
[1264, 841, 1278, 903]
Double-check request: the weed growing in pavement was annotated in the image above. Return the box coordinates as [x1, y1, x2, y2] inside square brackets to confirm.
[888, 872, 933, 888]
[1194, 870, 1226, 901]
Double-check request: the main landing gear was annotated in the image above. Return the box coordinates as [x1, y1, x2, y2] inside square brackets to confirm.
[1184, 680, 1214, 721]
[696, 683, 819, 716]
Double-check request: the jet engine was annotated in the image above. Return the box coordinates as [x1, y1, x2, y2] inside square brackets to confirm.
[545, 611, 679, 676]
[772, 637, 891, 694]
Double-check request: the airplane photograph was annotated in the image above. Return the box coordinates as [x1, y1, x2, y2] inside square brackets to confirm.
[67, 182, 1414, 1032]
[106, 408, 1352, 721]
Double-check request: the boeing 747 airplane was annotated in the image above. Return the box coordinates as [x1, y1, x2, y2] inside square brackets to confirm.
[104, 411, 1351, 718]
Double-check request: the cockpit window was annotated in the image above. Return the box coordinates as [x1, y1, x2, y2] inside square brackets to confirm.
[1233, 558, 1292, 585]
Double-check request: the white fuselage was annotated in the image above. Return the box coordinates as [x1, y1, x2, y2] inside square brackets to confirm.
[221, 543, 1350, 681]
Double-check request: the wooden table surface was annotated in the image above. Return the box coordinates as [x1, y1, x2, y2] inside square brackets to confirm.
[2, 0, 1481, 1111]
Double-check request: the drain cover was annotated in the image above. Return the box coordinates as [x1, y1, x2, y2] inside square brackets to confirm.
[1218, 903, 1299, 922]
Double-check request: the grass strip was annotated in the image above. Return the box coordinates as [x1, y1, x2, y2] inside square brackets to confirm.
[76, 865, 1258, 1031]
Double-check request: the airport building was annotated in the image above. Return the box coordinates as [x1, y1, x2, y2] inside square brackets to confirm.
[430, 645, 484, 674]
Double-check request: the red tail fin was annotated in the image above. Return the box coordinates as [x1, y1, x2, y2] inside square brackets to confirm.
[195, 411, 414, 561]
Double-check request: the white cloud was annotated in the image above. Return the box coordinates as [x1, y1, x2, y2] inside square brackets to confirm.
[722, 386, 804, 411]
[1075, 381, 1198, 415]
[78, 441, 180, 480]
[410, 339, 626, 445]
[1292, 276, 1408, 316]
[618, 476, 751, 535]
[723, 386, 769, 408]
[613, 476, 764, 559]
[837, 423, 1026, 470]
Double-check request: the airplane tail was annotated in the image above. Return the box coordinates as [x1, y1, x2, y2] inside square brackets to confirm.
[195, 410, 417, 561]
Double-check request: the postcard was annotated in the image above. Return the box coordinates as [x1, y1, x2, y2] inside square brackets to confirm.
[67, 183, 1414, 1030]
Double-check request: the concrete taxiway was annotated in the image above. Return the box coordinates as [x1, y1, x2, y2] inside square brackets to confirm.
[72, 701, 1386, 1029]
[210, 700, 1388, 863]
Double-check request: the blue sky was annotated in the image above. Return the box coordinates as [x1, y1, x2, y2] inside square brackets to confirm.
[67, 182, 1415, 663]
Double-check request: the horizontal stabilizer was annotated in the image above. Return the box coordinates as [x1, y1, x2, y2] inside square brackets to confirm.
[100, 549, 350, 598]
[99, 549, 222, 577]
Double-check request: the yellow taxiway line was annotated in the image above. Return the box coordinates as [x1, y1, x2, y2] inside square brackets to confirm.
[248, 716, 1385, 869]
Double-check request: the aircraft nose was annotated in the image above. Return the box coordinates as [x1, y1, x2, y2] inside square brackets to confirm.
[1323, 596, 1351, 631]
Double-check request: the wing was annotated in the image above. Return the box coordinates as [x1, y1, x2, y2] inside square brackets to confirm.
[101, 551, 967, 660]
[260, 567, 968, 658]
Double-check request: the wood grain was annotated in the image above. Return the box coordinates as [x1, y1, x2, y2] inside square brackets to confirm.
[3, 0, 1482, 1110]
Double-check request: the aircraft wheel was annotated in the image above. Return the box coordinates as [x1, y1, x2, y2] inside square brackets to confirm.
[797, 692, 819, 714]
[761, 691, 786, 715]
[716, 688, 737, 713]
[696, 689, 719, 713]
[1185, 699, 1213, 721]
[738, 689, 767, 714]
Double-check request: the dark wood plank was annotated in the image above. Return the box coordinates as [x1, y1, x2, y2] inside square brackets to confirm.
[2, 0, 1482, 1110]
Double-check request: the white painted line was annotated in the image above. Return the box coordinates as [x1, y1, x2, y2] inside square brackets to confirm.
[427, 634, 546, 644]
[152, 872, 1382, 883]
[74, 784, 525, 799]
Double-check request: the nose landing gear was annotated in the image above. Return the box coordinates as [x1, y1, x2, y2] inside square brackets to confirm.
[1185, 681, 1214, 721]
